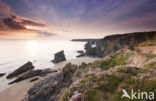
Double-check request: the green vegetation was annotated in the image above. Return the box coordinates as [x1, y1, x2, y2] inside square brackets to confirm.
[140, 53, 156, 58]
[60, 73, 122, 101]
[124, 78, 137, 85]
[90, 53, 128, 70]
[60, 45, 156, 101]
[138, 40, 156, 46]
[145, 62, 156, 69]
[117, 67, 140, 76]
[88, 47, 97, 55]
[60, 65, 156, 101]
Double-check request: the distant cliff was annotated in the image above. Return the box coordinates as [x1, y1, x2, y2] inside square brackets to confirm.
[85, 31, 156, 57]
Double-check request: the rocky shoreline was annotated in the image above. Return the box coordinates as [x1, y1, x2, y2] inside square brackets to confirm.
[0, 31, 156, 101]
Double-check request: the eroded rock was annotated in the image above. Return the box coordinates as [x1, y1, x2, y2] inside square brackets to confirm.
[25, 63, 77, 101]
[51, 50, 66, 63]
[7, 61, 34, 79]
[8, 69, 57, 84]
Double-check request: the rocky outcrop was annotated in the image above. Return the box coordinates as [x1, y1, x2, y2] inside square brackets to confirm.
[76, 53, 85, 57]
[24, 63, 77, 101]
[76, 50, 85, 57]
[51, 50, 66, 63]
[29, 78, 39, 82]
[7, 61, 34, 79]
[77, 50, 84, 54]
[8, 69, 57, 84]
[85, 31, 156, 57]
[0, 73, 5, 77]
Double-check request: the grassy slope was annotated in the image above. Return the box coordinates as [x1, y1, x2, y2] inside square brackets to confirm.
[60, 45, 156, 101]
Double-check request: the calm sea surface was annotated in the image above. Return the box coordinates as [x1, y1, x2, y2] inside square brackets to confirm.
[0, 39, 86, 91]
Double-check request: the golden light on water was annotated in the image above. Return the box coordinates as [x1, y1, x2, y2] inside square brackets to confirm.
[26, 41, 38, 55]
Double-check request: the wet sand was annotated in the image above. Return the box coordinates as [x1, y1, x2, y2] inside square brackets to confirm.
[0, 57, 99, 101]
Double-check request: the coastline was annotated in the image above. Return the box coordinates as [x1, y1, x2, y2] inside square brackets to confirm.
[0, 56, 100, 101]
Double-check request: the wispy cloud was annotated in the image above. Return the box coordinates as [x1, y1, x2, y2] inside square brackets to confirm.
[1, 0, 156, 39]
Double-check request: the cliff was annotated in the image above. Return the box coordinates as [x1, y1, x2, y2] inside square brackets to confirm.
[85, 31, 156, 57]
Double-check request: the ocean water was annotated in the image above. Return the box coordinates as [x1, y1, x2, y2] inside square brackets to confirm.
[0, 39, 86, 91]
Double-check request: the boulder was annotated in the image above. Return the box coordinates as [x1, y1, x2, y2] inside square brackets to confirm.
[7, 61, 34, 79]
[8, 69, 57, 84]
[0, 73, 5, 77]
[24, 63, 77, 101]
[51, 50, 66, 63]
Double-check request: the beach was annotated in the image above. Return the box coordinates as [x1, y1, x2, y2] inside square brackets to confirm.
[0, 57, 99, 101]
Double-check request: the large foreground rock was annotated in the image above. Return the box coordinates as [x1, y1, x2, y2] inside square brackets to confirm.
[51, 50, 66, 63]
[7, 61, 34, 79]
[24, 63, 77, 101]
[9, 69, 57, 84]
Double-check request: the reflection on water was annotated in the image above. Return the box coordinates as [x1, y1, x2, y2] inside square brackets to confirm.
[0, 39, 86, 91]
[26, 41, 38, 56]
[0, 39, 86, 73]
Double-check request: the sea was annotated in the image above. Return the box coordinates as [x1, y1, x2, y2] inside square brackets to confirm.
[0, 39, 86, 91]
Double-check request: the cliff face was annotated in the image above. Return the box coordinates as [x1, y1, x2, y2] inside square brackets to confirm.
[85, 31, 156, 57]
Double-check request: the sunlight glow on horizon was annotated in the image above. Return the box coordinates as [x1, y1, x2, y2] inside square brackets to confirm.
[26, 41, 38, 56]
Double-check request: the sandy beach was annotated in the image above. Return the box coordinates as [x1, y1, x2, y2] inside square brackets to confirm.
[0, 57, 99, 101]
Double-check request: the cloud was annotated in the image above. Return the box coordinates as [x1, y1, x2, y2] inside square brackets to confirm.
[0, 0, 11, 18]
[38, 31, 55, 37]
[2, 16, 26, 30]
[0, 14, 45, 31]
[21, 19, 45, 27]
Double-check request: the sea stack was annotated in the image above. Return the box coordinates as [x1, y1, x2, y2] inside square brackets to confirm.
[7, 61, 34, 79]
[51, 50, 66, 63]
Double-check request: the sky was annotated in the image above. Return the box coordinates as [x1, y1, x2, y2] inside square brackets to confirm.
[0, 0, 156, 39]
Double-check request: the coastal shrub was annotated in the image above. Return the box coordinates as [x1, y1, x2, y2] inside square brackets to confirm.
[60, 72, 122, 101]
[125, 78, 137, 85]
[105, 74, 121, 92]
[89, 53, 128, 70]
[60, 69, 155, 101]
[138, 40, 156, 46]
[100, 54, 127, 70]
[145, 62, 156, 69]
[139, 78, 156, 94]
[141, 53, 156, 58]
[117, 67, 140, 76]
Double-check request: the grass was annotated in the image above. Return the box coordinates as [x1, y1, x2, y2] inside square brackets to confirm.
[90, 53, 128, 70]
[140, 53, 156, 58]
[145, 62, 156, 69]
[138, 40, 156, 46]
[60, 73, 122, 101]
[124, 78, 137, 85]
[117, 67, 140, 76]
[60, 67, 156, 101]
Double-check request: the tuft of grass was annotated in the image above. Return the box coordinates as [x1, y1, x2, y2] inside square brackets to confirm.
[117, 67, 140, 76]
[145, 62, 156, 69]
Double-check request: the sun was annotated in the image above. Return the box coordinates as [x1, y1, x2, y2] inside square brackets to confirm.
[25, 25, 32, 30]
